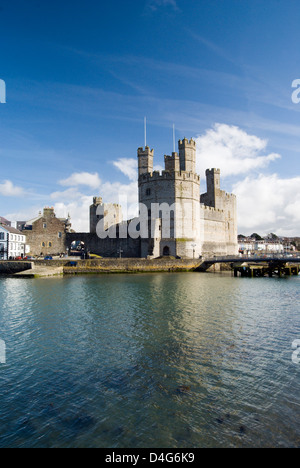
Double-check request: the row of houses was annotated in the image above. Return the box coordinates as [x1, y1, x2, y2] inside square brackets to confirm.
[0, 225, 27, 259]
[0, 208, 72, 260]
[238, 235, 296, 256]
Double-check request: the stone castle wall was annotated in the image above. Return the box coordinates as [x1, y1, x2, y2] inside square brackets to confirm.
[66, 232, 141, 258]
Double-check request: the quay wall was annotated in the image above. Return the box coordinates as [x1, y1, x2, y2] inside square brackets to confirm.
[63, 258, 202, 274]
[0, 261, 32, 274]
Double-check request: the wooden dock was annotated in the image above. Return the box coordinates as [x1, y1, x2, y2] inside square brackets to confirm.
[233, 262, 299, 278]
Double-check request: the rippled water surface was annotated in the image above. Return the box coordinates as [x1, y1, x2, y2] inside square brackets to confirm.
[0, 272, 299, 448]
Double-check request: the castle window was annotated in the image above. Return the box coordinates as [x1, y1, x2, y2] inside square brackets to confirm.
[48, 242, 52, 247]
[146, 188, 151, 196]
[43, 223, 47, 229]
[42, 242, 46, 247]
[58, 232, 62, 238]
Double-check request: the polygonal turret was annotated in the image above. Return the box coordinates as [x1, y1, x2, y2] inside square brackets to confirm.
[178, 138, 196, 173]
[137, 146, 154, 176]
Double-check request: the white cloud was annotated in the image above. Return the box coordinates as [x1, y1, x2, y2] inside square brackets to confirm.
[195, 123, 281, 177]
[59, 172, 102, 189]
[53, 196, 93, 233]
[194, 123, 300, 236]
[113, 158, 137, 182]
[50, 175, 138, 232]
[112, 158, 163, 181]
[0, 180, 24, 197]
[233, 174, 300, 236]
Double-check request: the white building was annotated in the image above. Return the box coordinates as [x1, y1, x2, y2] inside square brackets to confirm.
[238, 238, 284, 256]
[0, 225, 26, 260]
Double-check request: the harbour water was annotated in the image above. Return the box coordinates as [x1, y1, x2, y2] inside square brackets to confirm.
[0, 272, 299, 448]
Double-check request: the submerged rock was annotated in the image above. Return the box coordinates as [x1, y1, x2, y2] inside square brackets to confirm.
[216, 417, 224, 425]
[176, 385, 191, 394]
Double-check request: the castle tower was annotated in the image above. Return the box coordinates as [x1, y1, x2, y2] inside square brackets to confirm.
[164, 152, 180, 172]
[90, 197, 123, 234]
[178, 138, 196, 173]
[138, 146, 154, 176]
[137, 139, 201, 259]
[90, 197, 103, 233]
[201, 169, 221, 208]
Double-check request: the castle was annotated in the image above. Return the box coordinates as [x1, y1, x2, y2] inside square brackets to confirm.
[16, 138, 238, 259]
[72, 138, 238, 259]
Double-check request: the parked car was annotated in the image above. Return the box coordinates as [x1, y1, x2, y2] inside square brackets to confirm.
[44, 256, 53, 260]
[89, 253, 102, 259]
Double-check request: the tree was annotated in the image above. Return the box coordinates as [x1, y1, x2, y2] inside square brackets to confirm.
[250, 233, 263, 240]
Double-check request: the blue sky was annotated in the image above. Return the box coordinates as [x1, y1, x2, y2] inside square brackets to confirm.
[1, 0, 300, 234]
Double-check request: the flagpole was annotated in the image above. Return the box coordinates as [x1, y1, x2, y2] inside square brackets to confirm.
[173, 124, 176, 153]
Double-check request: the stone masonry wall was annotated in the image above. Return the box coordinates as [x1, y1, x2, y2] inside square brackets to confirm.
[25, 216, 68, 256]
[66, 232, 141, 258]
[63, 257, 202, 274]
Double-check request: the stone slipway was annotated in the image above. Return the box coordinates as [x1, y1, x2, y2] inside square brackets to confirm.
[14, 266, 64, 278]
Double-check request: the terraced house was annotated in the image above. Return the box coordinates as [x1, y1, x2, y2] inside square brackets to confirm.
[0, 224, 26, 260]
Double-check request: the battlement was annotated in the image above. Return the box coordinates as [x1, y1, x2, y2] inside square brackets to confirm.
[206, 168, 221, 175]
[164, 152, 179, 160]
[201, 205, 223, 213]
[138, 146, 154, 155]
[139, 170, 200, 183]
[93, 197, 103, 206]
[178, 138, 196, 147]
[224, 192, 236, 199]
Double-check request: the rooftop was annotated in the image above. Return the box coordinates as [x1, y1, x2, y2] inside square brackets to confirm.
[0, 224, 24, 235]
